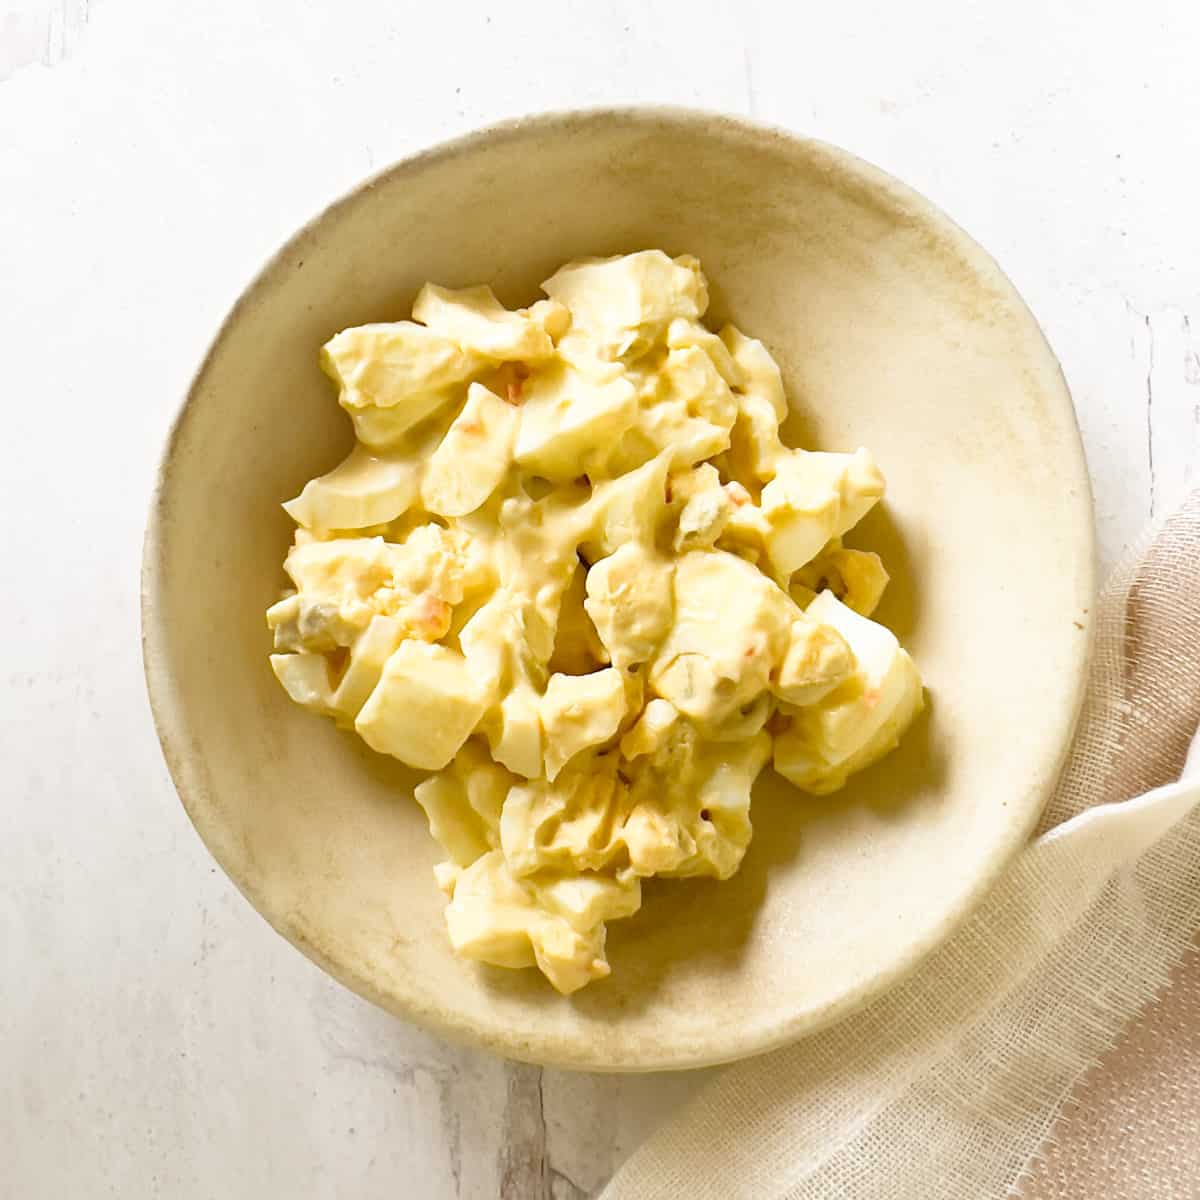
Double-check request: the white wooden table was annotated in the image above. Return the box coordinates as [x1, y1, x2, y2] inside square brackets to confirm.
[3, 2, 1197, 1195]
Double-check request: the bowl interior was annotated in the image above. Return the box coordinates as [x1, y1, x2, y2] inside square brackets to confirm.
[144, 110, 1093, 1071]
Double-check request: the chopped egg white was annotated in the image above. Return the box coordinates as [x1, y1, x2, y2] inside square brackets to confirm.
[773, 592, 924, 794]
[282, 444, 422, 533]
[421, 382, 519, 517]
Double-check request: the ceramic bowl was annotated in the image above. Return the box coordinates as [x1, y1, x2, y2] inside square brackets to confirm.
[142, 108, 1094, 1071]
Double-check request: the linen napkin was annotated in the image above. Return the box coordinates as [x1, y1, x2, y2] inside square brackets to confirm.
[602, 492, 1200, 1200]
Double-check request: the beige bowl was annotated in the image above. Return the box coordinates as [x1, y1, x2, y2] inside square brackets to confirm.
[142, 108, 1094, 1071]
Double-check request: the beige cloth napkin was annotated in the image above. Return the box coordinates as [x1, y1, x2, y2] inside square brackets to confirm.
[602, 493, 1200, 1200]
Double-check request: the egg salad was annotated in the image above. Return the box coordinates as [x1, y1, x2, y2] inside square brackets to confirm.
[267, 251, 923, 994]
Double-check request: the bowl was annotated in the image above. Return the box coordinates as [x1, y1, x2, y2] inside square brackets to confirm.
[142, 107, 1094, 1071]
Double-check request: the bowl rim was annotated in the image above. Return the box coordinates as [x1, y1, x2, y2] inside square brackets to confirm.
[142, 104, 1096, 1071]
